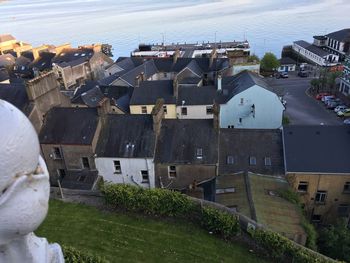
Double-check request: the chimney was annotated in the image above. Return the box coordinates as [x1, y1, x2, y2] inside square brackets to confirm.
[135, 75, 141, 87]
[97, 97, 111, 117]
[217, 73, 222, 91]
[140, 72, 145, 81]
[213, 102, 220, 130]
[173, 49, 180, 64]
[173, 77, 179, 99]
[151, 98, 165, 136]
[209, 48, 217, 68]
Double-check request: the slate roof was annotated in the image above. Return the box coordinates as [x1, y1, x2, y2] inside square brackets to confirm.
[98, 70, 126, 86]
[153, 58, 174, 72]
[61, 170, 98, 190]
[178, 77, 202, 85]
[219, 129, 284, 175]
[279, 57, 296, 65]
[218, 71, 273, 103]
[180, 60, 202, 77]
[117, 60, 158, 87]
[114, 57, 137, 71]
[39, 107, 99, 145]
[0, 54, 16, 68]
[96, 114, 155, 158]
[294, 40, 330, 57]
[81, 86, 105, 107]
[52, 48, 94, 66]
[0, 34, 15, 43]
[326, 28, 350, 42]
[0, 69, 9, 82]
[71, 81, 99, 104]
[155, 119, 218, 164]
[130, 80, 175, 105]
[178, 86, 217, 105]
[29, 52, 55, 71]
[0, 83, 30, 114]
[283, 126, 350, 174]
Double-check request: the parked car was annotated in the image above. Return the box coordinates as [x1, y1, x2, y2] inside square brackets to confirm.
[326, 98, 342, 107]
[335, 105, 348, 113]
[315, 93, 329, 100]
[326, 100, 340, 109]
[298, 71, 308, 77]
[344, 118, 350, 125]
[276, 72, 288, 79]
[322, 95, 335, 103]
[337, 108, 350, 117]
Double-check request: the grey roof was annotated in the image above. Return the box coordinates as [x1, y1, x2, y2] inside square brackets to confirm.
[279, 57, 296, 65]
[71, 81, 99, 104]
[326, 28, 350, 42]
[29, 52, 55, 71]
[178, 77, 202, 85]
[283, 126, 350, 173]
[39, 107, 99, 145]
[130, 80, 175, 105]
[218, 71, 272, 103]
[52, 48, 93, 66]
[182, 60, 202, 77]
[0, 54, 16, 68]
[155, 119, 218, 164]
[219, 129, 284, 175]
[0, 69, 9, 82]
[0, 34, 15, 43]
[153, 58, 174, 72]
[98, 70, 126, 86]
[61, 170, 98, 190]
[178, 86, 217, 105]
[115, 57, 136, 71]
[81, 86, 105, 107]
[0, 83, 30, 114]
[96, 114, 155, 158]
[118, 60, 158, 87]
[294, 40, 330, 57]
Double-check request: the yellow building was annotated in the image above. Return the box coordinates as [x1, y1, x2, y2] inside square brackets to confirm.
[129, 80, 177, 119]
[283, 126, 350, 224]
[0, 34, 32, 57]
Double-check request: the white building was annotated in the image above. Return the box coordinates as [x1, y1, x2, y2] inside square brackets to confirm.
[340, 55, 350, 97]
[95, 114, 158, 188]
[292, 40, 339, 67]
[219, 71, 285, 129]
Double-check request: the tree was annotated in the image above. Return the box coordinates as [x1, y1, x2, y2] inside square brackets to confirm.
[260, 52, 279, 72]
[326, 71, 342, 91]
[318, 220, 350, 262]
[247, 54, 260, 63]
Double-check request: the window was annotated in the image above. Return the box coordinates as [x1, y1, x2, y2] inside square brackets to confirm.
[163, 72, 168, 78]
[344, 182, 350, 193]
[141, 170, 149, 183]
[181, 107, 187, 115]
[114, 160, 121, 174]
[141, 106, 147, 114]
[168, 165, 176, 178]
[53, 147, 62, 159]
[163, 105, 167, 114]
[196, 148, 203, 159]
[227, 155, 234, 164]
[297, 181, 308, 192]
[338, 204, 350, 217]
[264, 157, 271, 166]
[57, 169, 66, 179]
[311, 214, 321, 222]
[315, 191, 327, 204]
[206, 106, 213, 115]
[228, 125, 234, 129]
[239, 118, 242, 123]
[81, 157, 90, 169]
[240, 98, 244, 104]
[249, 156, 256, 165]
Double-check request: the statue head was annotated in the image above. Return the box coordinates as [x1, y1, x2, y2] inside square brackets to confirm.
[0, 100, 50, 246]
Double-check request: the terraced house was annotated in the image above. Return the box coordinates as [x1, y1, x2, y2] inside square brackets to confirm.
[283, 125, 350, 224]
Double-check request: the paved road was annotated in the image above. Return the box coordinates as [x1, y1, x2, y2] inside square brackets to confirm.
[266, 76, 343, 125]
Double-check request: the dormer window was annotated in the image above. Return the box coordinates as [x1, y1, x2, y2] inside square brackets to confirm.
[196, 148, 203, 159]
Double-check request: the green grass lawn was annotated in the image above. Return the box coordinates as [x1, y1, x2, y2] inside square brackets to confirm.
[36, 200, 267, 263]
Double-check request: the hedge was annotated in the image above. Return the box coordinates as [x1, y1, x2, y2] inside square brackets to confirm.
[101, 183, 240, 238]
[62, 245, 109, 263]
[252, 229, 333, 263]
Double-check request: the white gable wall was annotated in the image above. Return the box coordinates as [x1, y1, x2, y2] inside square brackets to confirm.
[220, 85, 284, 129]
[95, 157, 155, 188]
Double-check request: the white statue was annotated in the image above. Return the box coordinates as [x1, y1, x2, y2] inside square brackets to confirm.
[0, 100, 64, 263]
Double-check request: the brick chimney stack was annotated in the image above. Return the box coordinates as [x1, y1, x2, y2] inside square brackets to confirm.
[151, 98, 165, 136]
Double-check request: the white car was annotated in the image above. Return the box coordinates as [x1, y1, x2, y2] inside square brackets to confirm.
[344, 118, 350, 125]
[335, 105, 348, 113]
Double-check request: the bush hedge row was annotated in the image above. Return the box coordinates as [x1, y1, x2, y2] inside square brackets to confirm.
[62, 245, 109, 263]
[101, 183, 240, 239]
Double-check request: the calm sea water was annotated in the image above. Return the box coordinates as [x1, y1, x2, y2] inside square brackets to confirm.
[0, 0, 349, 58]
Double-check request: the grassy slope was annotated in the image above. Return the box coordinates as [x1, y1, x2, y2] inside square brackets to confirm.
[36, 200, 266, 263]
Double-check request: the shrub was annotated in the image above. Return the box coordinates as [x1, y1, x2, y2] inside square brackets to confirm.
[62, 245, 109, 263]
[252, 229, 332, 263]
[101, 183, 196, 218]
[201, 207, 240, 239]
